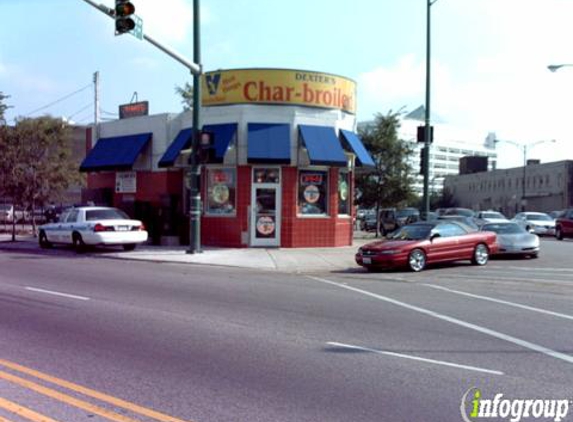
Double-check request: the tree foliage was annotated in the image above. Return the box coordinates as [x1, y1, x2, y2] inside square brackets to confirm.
[0, 92, 11, 124]
[0, 116, 82, 222]
[355, 110, 417, 211]
[175, 82, 194, 111]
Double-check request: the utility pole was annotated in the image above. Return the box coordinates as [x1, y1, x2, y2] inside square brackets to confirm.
[93, 71, 100, 140]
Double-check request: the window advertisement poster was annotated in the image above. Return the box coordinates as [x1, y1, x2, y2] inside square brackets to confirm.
[298, 170, 328, 215]
[206, 168, 236, 215]
[115, 171, 137, 193]
[338, 171, 350, 215]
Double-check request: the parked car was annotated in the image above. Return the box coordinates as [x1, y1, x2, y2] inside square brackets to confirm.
[38, 206, 148, 251]
[437, 215, 480, 231]
[0, 204, 28, 223]
[555, 208, 573, 240]
[379, 208, 420, 234]
[355, 221, 498, 272]
[475, 211, 509, 224]
[512, 212, 555, 236]
[440, 207, 476, 217]
[480, 222, 539, 258]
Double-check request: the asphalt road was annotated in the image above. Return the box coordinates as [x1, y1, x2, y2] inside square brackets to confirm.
[1, 239, 573, 422]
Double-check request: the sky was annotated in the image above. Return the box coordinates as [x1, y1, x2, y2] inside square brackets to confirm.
[1, 0, 573, 169]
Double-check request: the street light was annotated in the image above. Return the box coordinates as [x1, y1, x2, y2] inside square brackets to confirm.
[495, 139, 556, 211]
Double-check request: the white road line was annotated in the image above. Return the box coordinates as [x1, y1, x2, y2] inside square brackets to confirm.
[307, 276, 573, 365]
[326, 341, 504, 375]
[424, 284, 573, 321]
[24, 287, 90, 301]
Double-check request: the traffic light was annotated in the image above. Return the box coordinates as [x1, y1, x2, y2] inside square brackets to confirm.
[115, 0, 136, 35]
[417, 125, 434, 143]
[419, 146, 428, 175]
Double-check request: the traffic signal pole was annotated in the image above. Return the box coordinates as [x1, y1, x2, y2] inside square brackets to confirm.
[188, 0, 202, 254]
[81, 0, 203, 253]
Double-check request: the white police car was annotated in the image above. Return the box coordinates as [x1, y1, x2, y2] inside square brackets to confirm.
[38, 206, 148, 251]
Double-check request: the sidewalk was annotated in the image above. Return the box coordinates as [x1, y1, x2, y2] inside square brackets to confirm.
[0, 232, 382, 273]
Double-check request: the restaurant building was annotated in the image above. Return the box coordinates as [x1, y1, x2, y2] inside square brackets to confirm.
[80, 68, 374, 248]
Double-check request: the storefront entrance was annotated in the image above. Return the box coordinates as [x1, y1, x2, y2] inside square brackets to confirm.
[250, 168, 281, 247]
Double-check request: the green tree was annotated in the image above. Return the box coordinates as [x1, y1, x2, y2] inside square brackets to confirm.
[355, 110, 417, 236]
[0, 116, 82, 239]
[175, 82, 194, 111]
[0, 92, 11, 124]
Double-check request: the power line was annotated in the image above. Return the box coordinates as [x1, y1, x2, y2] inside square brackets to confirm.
[22, 83, 92, 117]
[67, 103, 93, 120]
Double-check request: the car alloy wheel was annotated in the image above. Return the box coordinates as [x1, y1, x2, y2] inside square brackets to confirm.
[472, 243, 489, 266]
[408, 248, 426, 272]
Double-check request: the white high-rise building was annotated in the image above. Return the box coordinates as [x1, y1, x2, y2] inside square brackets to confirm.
[360, 106, 498, 196]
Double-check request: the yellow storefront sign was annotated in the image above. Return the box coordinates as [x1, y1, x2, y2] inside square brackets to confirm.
[202, 68, 356, 114]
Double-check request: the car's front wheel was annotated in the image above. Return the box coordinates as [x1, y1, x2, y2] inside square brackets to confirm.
[408, 249, 426, 272]
[556, 227, 563, 240]
[123, 244, 136, 251]
[472, 243, 489, 266]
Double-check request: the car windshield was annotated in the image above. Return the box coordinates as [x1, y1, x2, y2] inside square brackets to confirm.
[86, 208, 130, 221]
[482, 223, 526, 234]
[482, 212, 505, 219]
[525, 214, 552, 221]
[386, 224, 432, 240]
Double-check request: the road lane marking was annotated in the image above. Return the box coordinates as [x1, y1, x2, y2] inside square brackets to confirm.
[0, 397, 60, 422]
[307, 276, 573, 365]
[326, 341, 504, 375]
[0, 370, 141, 422]
[24, 287, 90, 301]
[0, 360, 194, 422]
[424, 284, 573, 321]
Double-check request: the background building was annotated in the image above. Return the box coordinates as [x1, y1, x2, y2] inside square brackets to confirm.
[444, 160, 573, 215]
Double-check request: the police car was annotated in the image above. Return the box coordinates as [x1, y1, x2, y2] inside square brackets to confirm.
[38, 206, 148, 251]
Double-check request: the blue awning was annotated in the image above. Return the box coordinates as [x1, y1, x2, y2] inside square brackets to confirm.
[158, 128, 192, 168]
[247, 123, 291, 164]
[80, 133, 151, 172]
[203, 123, 237, 163]
[339, 129, 375, 167]
[298, 125, 347, 166]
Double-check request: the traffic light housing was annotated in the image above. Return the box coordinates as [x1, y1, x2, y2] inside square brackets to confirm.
[115, 0, 136, 35]
[417, 125, 434, 143]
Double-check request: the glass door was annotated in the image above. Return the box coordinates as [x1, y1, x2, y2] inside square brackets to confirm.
[250, 168, 281, 247]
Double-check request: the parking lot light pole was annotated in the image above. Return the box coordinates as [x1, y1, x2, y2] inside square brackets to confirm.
[495, 139, 555, 211]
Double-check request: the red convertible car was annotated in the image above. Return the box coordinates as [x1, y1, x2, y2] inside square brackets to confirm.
[355, 221, 498, 272]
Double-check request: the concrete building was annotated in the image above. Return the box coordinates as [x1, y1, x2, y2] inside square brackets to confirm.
[444, 160, 573, 216]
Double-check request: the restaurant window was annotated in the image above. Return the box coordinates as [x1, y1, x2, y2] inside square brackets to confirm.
[338, 170, 350, 215]
[205, 168, 236, 216]
[298, 170, 328, 215]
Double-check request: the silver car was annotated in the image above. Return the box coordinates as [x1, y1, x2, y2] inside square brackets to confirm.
[511, 212, 555, 236]
[481, 222, 539, 258]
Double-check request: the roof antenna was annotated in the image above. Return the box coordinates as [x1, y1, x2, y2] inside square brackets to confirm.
[130, 92, 138, 103]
